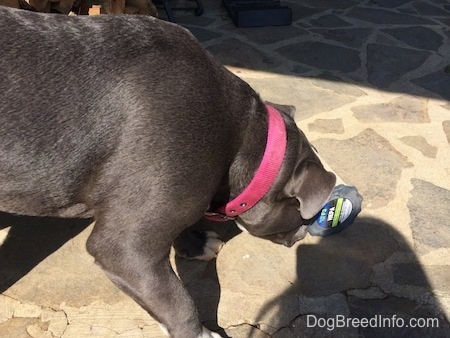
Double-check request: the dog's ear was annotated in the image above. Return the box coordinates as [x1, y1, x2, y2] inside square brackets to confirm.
[265, 101, 296, 118]
[284, 160, 336, 219]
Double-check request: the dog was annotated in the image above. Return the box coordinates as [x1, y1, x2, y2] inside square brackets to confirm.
[0, 6, 336, 338]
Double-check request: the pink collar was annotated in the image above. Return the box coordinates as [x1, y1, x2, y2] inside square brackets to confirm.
[205, 105, 287, 222]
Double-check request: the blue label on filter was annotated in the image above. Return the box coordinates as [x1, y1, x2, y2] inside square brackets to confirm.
[317, 202, 330, 227]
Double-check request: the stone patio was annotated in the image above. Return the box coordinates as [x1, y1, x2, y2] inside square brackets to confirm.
[1, 0, 449, 337]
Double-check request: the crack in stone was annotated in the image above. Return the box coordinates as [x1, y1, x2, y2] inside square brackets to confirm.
[57, 307, 70, 337]
[0, 294, 41, 320]
[0, 294, 73, 337]
[89, 324, 120, 335]
[226, 322, 273, 337]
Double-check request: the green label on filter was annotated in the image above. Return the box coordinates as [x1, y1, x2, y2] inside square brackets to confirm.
[310, 185, 361, 236]
[332, 198, 344, 228]
[317, 198, 354, 229]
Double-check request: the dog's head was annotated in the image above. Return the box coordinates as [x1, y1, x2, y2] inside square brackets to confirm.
[235, 103, 336, 247]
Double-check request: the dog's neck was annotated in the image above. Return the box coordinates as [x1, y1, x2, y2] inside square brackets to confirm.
[205, 105, 287, 221]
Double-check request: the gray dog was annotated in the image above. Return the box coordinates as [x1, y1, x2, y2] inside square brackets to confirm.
[0, 6, 336, 338]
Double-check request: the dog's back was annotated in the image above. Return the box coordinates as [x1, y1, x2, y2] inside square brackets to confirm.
[0, 7, 253, 219]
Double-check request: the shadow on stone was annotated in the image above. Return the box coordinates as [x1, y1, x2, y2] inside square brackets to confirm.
[195, 0, 450, 100]
[171, 215, 449, 337]
[0, 212, 91, 293]
[249, 217, 450, 337]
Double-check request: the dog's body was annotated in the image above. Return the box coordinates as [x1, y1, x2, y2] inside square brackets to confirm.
[0, 6, 336, 338]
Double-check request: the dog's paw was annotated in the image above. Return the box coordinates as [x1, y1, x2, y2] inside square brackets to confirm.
[173, 230, 224, 261]
[196, 231, 224, 261]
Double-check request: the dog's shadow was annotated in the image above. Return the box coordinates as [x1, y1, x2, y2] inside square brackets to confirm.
[2, 212, 449, 337]
[176, 217, 450, 337]
[0, 212, 91, 293]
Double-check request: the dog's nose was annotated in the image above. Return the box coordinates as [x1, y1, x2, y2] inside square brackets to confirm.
[284, 225, 309, 247]
[282, 235, 299, 247]
[283, 240, 296, 248]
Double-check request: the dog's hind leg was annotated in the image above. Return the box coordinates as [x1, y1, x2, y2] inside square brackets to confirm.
[86, 210, 220, 338]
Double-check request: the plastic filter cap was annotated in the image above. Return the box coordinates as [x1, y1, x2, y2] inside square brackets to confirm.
[308, 185, 363, 237]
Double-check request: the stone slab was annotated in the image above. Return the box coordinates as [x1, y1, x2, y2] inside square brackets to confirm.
[370, 0, 413, 8]
[308, 118, 345, 134]
[443, 121, 450, 145]
[352, 96, 430, 123]
[345, 6, 437, 25]
[367, 44, 431, 88]
[311, 28, 372, 48]
[276, 41, 361, 73]
[309, 14, 352, 28]
[411, 71, 450, 100]
[313, 129, 412, 208]
[236, 26, 308, 45]
[207, 38, 281, 70]
[413, 2, 450, 16]
[382, 26, 443, 51]
[408, 179, 450, 256]
[400, 135, 438, 158]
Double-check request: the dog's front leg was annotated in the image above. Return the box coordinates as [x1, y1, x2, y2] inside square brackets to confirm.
[86, 219, 221, 338]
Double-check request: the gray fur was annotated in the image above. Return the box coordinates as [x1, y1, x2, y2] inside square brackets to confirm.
[0, 7, 335, 338]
